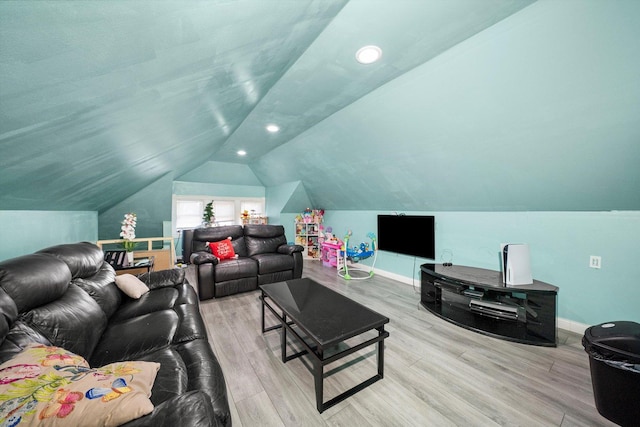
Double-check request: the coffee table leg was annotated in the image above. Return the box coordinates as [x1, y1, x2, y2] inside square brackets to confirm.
[377, 327, 385, 378]
[314, 349, 324, 413]
[261, 292, 265, 333]
[281, 313, 287, 363]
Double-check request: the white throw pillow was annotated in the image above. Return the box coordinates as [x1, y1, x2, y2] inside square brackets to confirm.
[115, 274, 150, 299]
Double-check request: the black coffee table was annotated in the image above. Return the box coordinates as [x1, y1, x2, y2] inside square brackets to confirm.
[259, 278, 389, 413]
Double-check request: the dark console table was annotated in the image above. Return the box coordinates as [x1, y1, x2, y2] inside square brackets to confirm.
[420, 264, 558, 346]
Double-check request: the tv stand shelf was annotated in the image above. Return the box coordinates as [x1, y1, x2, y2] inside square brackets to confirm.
[420, 264, 558, 347]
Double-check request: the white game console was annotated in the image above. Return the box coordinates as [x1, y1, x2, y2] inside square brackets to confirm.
[500, 243, 533, 286]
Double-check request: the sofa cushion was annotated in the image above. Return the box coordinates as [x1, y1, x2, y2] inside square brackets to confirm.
[115, 274, 150, 299]
[172, 283, 200, 306]
[0, 344, 159, 427]
[191, 252, 218, 266]
[244, 225, 288, 257]
[193, 226, 247, 258]
[229, 236, 248, 258]
[0, 321, 53, 364]
[252, 253, 295, 275]
[0, 314, 9, 349]
[110, 287, 178, 323]
[0, 253, 71, 313]
[72, 264, 121, 319]
[138, 269, 186, 291]
[174, 340, 230, 427]
[90, 310, 179, 366]
[37, 241, 105, 279]
[172, 304, 208, 344]
[214, 277, 258, 297]
[0, 289, 18, 347]
[136, 347, 189, 406]
[214, 258, 258, 282]
[20, 285, 107, 361]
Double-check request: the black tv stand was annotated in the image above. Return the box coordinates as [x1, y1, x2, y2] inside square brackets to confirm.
[420, 263, 558, 346]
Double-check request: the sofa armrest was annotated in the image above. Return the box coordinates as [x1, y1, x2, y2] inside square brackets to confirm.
[137, 268, 185, 291]
[190, 252, 219, 266]
[121, 390, 224, 427]
[277, 244, 304, 255]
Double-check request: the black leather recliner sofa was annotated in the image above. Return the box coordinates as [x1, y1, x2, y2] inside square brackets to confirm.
[182, 224, 303, 300]
[0, 242, 231, 427]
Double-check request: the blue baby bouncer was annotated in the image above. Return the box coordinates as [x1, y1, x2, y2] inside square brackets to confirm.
[338, 231, 378, 280]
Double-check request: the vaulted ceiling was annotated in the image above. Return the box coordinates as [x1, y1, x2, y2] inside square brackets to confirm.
[2, 0, 639, 213]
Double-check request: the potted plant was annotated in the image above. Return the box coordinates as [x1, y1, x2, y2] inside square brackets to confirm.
[203, 201, 215, 227]
[120, 212, 137, 264]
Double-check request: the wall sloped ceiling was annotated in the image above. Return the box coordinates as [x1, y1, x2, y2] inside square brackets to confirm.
[251, 0, 640, 211]
[177, 161, 263, 186]
[281, 182, 315, 214]
[0, 0, 348, 211]
[2, 0, 639, 214]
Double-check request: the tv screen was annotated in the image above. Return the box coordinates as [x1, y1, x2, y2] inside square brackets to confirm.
[377, 215, 435, 259]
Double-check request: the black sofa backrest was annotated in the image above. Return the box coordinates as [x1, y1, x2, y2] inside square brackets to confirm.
[244, 224, 288, 257]
[187, 224, 291, 261]
[193, 225, 247, 257]
[0, 242, 118, 362]
[37, 241, 105, 279]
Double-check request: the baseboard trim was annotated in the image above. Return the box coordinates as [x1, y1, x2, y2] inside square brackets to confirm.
[347, 263, 416, 286]
[557, 318, 589, 335]
[366, 265, 589, 335]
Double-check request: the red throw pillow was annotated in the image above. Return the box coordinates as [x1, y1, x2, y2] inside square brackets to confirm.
[208, 238, 236, 260]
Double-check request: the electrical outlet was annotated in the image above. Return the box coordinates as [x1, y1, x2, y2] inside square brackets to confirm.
[589, 255, 601, 269]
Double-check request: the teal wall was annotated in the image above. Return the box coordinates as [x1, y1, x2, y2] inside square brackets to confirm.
[0, 210, 98, 261]
[320, 210, 640, 326]
[174, 161, 266, 200]
[177, 161, 264, 186]
[265, 181, 314, 226]
[2, 198, 636, 329]
[98, 173, 174, 242]
[280, 213, 298, 245]
[173, 182, 265, 198]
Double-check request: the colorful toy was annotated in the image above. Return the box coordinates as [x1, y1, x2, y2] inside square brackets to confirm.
[322, 226, 340, 244]
[338, 230, 377, 280]
[297, 208, 325, 224]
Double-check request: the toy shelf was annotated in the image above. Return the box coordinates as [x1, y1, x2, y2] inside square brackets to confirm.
[295, 221, 323, 259]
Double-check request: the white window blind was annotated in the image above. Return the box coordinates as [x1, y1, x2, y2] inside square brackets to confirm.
[214, 200, 235, 225]
[176, 200, 204, 229]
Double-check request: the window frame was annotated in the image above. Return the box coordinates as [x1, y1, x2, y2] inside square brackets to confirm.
[172, 195, 266, 233]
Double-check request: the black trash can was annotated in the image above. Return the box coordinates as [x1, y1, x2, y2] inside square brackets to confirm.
[582, 321, 640, 427]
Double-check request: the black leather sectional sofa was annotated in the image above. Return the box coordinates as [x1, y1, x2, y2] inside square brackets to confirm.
[0, 242, 231, 427]
[183, 224, 303, 300]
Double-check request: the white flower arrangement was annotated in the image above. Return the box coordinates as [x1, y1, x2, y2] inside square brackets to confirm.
[119, 212, 137, 252]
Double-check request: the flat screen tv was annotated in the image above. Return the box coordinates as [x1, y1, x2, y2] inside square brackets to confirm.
[377, 215, 435, 260]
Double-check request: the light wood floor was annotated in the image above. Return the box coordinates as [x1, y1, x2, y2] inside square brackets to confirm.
[192, 261, 614, 427]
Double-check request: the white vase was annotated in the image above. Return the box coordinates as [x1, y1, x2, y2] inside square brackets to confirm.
[126, 251, 134, 265]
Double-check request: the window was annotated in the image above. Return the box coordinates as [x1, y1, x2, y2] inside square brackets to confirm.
[176, 200, 204, 229]
[173, 196, 265, 231]
[213, 200, 235, 225]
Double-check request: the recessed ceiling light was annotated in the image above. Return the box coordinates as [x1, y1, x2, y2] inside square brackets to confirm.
[266, 124, 280, 133]
[237, 150, 247, 156]
[356, 45, 382, 64]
